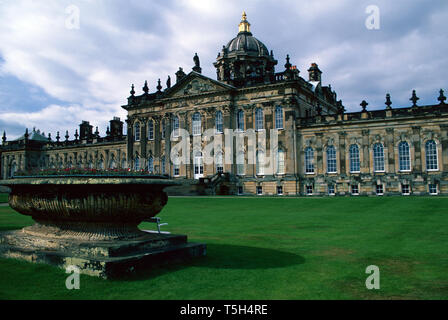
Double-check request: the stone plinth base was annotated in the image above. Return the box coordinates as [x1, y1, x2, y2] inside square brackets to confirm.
[0, 229, 206, 279]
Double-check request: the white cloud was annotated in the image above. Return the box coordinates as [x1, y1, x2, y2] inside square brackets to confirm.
[0, 0, 447, 138]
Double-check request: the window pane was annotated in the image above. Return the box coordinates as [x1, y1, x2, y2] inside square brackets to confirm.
[327, 146, 337, 173]
[398, 142, 410, 171]
[193, 113, 201, 135]
[173, 116, 179, 137]
[216, 111, 223, 133]
[305, 147, 314, 173]
[237, 110, 244, 131]
[148, 157, 154, 173]
[349, 144, 360, 172]
[148, 120, 154, 140]
[275, 106, 283, 129]
[373, 143, 385, 172]
[255, 108, 263, 131]
[134, 122, 140, 141]
[277, 149, 285, 174]
[425, 140, 438, 170]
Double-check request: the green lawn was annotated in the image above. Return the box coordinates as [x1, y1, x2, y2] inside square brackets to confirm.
[0, 196, 447, 300]
[0, 193, 8, 203]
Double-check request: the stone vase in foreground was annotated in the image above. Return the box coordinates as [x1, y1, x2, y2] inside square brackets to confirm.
[0, 176, 206, 279]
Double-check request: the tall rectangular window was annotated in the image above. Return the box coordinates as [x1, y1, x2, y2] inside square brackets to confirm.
[327, 146, 337, 173]
[237, 110, 244, 131]
[275, 106, 283, 129]
[161, 157, 166, 175]
[192, 112, 201, 136]
[373, 143, 385, 172]
[255, 108, 263, 131]
[172, 116, 179, 138]
[425, 140, 438, 171]
[134, 122, 140, 141]
[305, 147, 314, 174]
[277, 150, 285, 174]
[147, 120, 154, 140]
[349, 144, 360, 173]
[215, 111, 223, 134]
[398, 141, 411, 171]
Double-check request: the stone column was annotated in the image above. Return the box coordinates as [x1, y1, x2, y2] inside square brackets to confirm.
[361, 129, 370, 174]
[411, 126, 422, 173]
[386, 128, 395, 173]
[338, 131, 347, 175]
[315, 132, 324, 175]
[126, 117, 134, 168]
[165, 113, 172, 177]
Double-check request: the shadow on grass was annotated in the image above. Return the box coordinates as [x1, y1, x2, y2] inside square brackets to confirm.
[115, 243, 305, 282]
[193, 243, 305, 269]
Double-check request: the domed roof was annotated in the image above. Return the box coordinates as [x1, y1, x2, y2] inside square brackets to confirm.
[226, 32, 269, 56]
[224, 12, 270, 57]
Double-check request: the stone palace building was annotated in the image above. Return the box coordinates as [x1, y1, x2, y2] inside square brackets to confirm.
[1, 13, 448, 196]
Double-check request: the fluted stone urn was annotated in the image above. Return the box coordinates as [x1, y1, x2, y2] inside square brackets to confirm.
[0, 176, 206, 278]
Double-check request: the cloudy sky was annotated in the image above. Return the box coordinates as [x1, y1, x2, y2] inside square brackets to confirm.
[0, 0, 447, 139]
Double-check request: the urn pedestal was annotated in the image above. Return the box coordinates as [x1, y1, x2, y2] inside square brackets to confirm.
[0, 176, 206, 279]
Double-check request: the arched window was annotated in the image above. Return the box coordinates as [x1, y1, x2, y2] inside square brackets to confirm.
[98, 158, 104, 170]
[398, 141, 411, 171]
[134, 122, 140, 141]
[216, 151, 223, 173]
[121, 158, 127, 169]
[237, 151, 245, 175]
[134, 156, 140, 171]
[192, 112, 201, 136]
[172, 116, 179, 138]
[173, 154, 180, 176]
[148, 156, 154, 173]
[326, 146, 337, 173]
[277, 149, 285, 174]
[161, 119, 166, 139]
[255, 108, 263, 131]
[349, 144, 360, 173]
[10, 162, 17, 177]
[194, 150, 204, 178]
[109, 157, 116, 169]
[305, 147, 314, 174]
[147, 119, 154, 140]
[425, 140, 438, 171]
[256, 150, 265, 175]
[215, 111, 223, 134]
[161, 156, 166, 175]
[237, 110, 244, 131]
[373, 143, 385, 172]
[275, 106, 283, 129]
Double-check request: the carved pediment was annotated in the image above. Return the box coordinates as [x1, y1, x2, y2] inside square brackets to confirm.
[164, 73, 234, 99]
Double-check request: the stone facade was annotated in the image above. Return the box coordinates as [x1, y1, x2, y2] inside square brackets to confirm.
[1, 13, 447, 196]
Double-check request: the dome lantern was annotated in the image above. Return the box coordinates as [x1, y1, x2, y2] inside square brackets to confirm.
[238, 11, 251, 34]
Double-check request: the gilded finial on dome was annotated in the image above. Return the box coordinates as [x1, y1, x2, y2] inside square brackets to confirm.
[238, 11, 251, 33]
